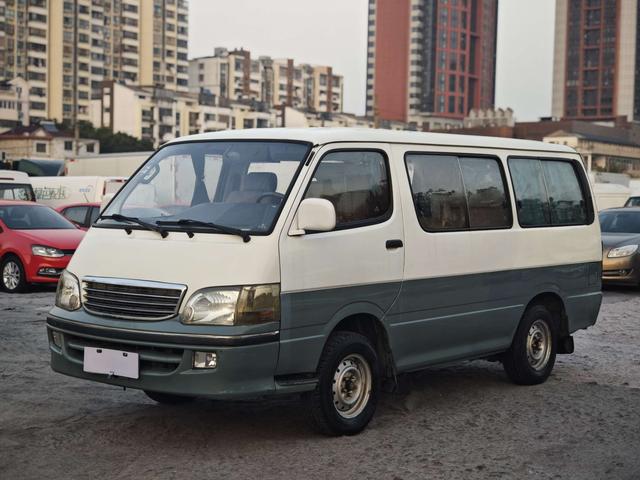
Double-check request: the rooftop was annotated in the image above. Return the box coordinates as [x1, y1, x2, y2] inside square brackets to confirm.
[168, 128, 577, 154]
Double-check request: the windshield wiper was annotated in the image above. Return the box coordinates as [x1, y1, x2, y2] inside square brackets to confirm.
[156, 219, 251, 243]
[100, 214, 168, 238]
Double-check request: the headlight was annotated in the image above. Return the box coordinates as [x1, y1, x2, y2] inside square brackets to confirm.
[181, 284, 280, 326]
[32, 245, 64, 258]
[55, 270, 81, 311]
[607, 244, 639, 258]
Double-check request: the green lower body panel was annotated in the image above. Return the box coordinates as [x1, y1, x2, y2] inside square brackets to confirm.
[47, 318, 282, 399]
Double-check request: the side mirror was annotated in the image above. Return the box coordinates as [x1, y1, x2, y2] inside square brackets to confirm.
[100, 193, 115, 212]
[290, 198, 336, 236]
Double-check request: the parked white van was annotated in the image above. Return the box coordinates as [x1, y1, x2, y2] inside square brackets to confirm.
[31, 176, 127, 208]
[48, 129, 602, 435]
[0, 170, 36, 201]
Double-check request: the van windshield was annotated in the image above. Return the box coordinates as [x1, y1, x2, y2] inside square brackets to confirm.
[99, 141, 311, 234]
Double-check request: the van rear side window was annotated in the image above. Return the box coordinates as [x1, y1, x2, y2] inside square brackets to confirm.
[509, 158, 588, 227]
[404, 154, 511, 231]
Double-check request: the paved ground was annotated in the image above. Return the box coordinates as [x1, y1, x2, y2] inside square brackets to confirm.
[0, 286, 639, 480]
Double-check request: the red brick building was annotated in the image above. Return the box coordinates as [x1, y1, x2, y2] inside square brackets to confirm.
[365, 0, 498, 129]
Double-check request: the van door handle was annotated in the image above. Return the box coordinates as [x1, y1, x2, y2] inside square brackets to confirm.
[386, 239, 403, 249]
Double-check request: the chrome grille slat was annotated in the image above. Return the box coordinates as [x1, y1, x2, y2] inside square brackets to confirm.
[84, 292, 179, 308]
[82, 276, 186, 321]
[83, 286, 182, 300]
[85, 300, 176, 315]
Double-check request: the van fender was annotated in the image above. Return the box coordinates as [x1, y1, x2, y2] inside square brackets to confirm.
[321, 301, 388, 338]
[275, 299, 392, 378]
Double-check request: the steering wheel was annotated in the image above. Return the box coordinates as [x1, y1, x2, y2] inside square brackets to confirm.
[256, 192, 285, 204]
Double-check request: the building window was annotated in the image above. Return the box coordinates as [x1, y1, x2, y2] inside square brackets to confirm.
[64, 141, 73, 151]
[36, 143, 47, 153]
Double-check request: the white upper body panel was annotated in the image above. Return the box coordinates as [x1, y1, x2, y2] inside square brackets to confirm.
[69, 129, 597, 300]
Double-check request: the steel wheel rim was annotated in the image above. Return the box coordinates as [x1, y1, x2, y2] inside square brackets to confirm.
[527, 319, 552, 371]
[332, 353, 372, 419]
[3, 261, 20, 290]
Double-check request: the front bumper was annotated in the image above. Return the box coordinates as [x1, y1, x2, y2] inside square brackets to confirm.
[602, 255, 640, 285]
[46, 314, 285, 399]
[25, 255, 70, 284]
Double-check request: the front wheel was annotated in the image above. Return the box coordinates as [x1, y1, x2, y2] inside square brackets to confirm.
[308, 331, 380, 436]
[1, 255, 27, 293]
[503, 304, 557, 385]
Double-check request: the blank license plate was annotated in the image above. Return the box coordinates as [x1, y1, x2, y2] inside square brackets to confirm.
[83, 347, 139, 379]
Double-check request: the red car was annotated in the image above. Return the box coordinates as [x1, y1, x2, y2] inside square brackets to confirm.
[0, 201, 85, 292]
[56, 202, 102, 230]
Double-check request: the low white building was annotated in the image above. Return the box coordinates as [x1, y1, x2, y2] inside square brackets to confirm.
[0, 122, 99, 161]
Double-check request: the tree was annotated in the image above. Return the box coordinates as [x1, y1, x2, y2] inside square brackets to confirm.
[60, 121, 154, 153]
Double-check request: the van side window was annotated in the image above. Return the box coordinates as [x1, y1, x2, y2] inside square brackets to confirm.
[304, 150, 391, 228]
[541, 161, 588, 225]
[405, 154, 511, 231]
[508, 158, 551, 226]
[509, 158, 588, 227]
[460, 157, 512, 228]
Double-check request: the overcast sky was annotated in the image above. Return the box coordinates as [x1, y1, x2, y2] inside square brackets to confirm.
[188, 0, 556, 121]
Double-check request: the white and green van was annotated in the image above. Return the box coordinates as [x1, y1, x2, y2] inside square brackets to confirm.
[48, 129, 602, 435]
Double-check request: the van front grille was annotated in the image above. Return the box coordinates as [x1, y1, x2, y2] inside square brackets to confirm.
[82, 276, 186, 321]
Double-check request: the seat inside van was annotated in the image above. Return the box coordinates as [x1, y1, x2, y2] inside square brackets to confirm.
[225, 172, 278, 203]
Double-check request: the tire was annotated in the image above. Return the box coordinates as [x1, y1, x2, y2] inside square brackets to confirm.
[503, 304, 557, 385]
[144, 390, 195, 405]
[1, 255, 28, 293]
[308, 331, 380, 436]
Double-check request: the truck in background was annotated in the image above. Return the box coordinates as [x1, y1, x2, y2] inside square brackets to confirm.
[65, 151, 153, 177]
[31, 176, 126, 208]
[590, 172, 632, 211]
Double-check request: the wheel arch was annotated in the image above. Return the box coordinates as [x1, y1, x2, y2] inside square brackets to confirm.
[321, 302, 396, 381]
[524, 291, 568, 338]
[0, 249, 27, 269]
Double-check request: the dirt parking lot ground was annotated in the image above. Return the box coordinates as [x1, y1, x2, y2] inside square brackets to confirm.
[0, 287, 639, 480]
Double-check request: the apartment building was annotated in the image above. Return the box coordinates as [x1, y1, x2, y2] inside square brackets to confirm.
[189, 48, 344, 113]
[139, 0, 189, 92]
[0, 0, 50, 122]
[365, 0, 498, 129]
[552, 0, 639, 122]
[0, 0, 188, 124]
[0, 77, 29, 129]
[91, 82, 277, 147]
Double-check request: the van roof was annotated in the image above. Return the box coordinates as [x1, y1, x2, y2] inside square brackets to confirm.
[0, 170, 30, 182]
[167, 128, 577, 154]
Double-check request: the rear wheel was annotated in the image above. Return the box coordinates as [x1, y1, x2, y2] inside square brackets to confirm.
[503, 304, 557, 385]
[144, 390, 195, 405]
[1, 255, 27, 293]
[308, 331, 380, 436]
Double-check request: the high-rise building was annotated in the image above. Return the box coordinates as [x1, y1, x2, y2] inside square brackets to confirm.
[552, 0, 638, 122]
[189, 48, 344, 113]
[365, 0, 498, 129]
[0, 0, 188, 124]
